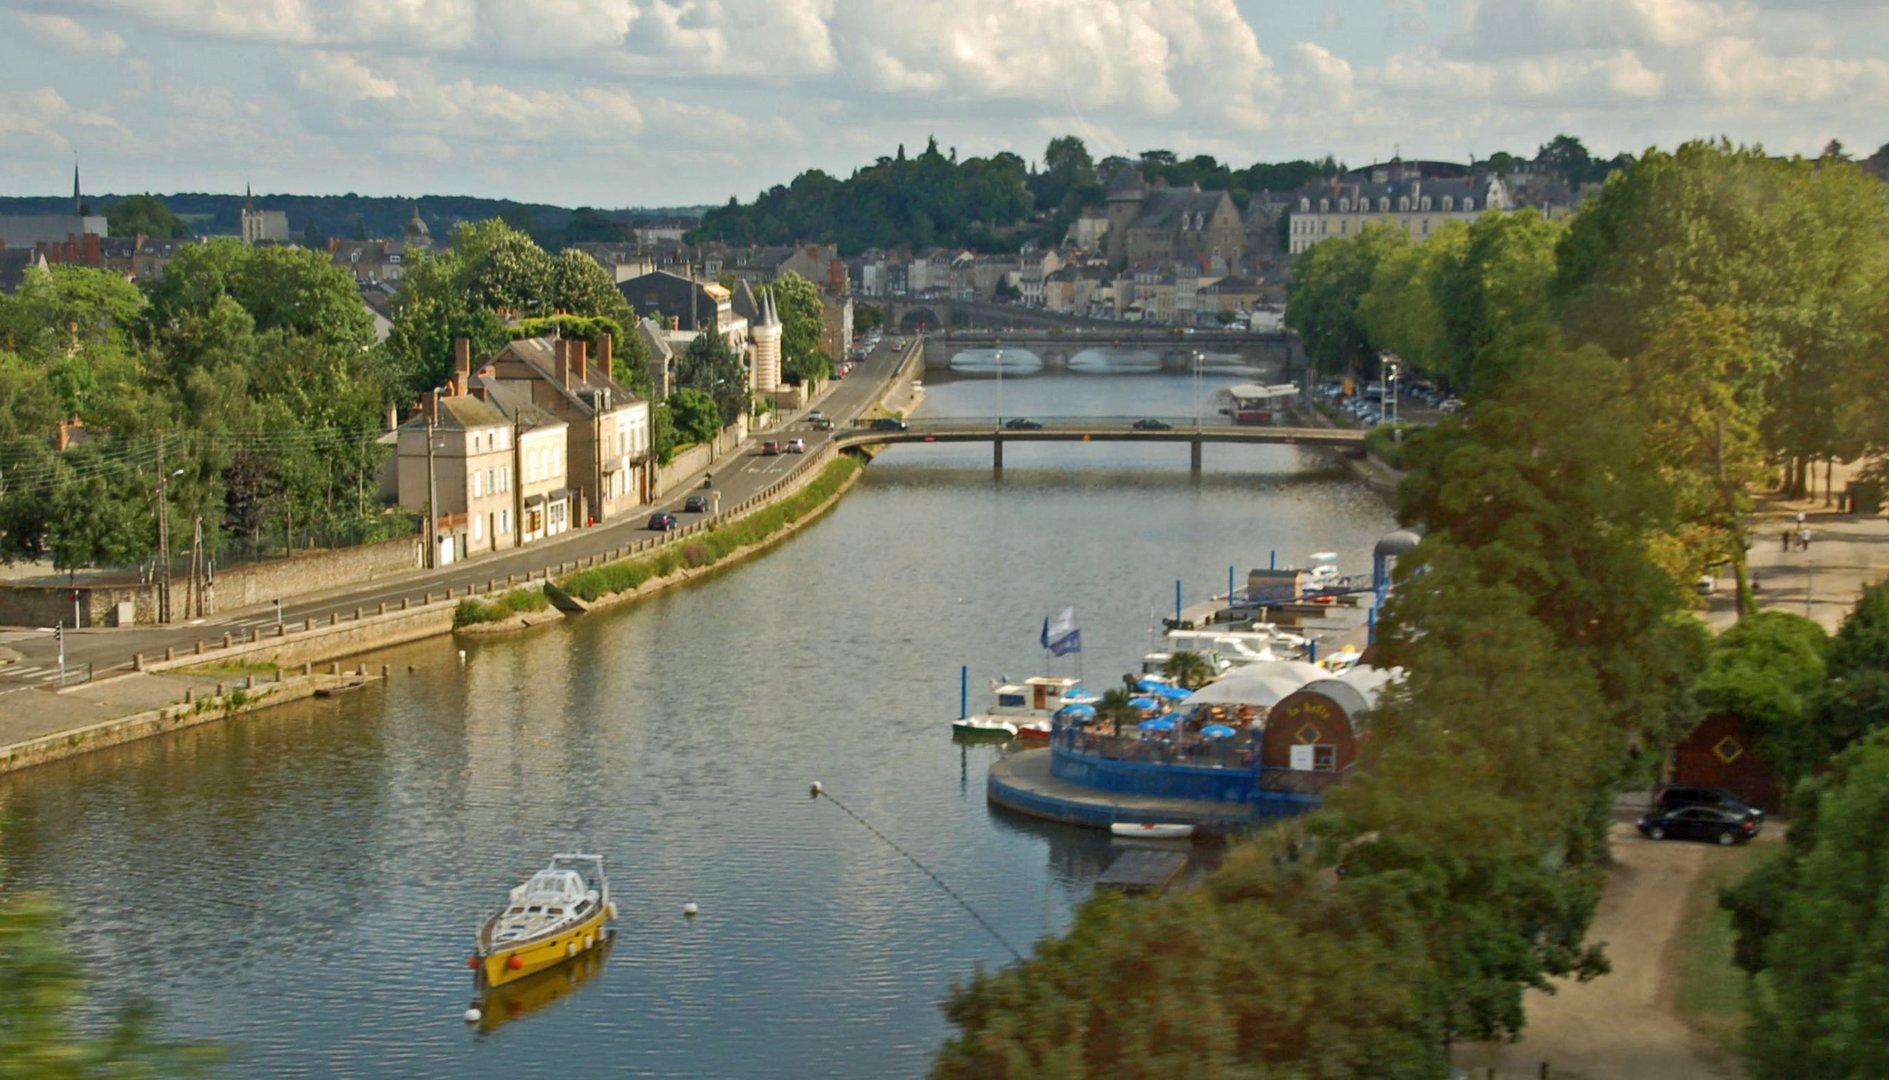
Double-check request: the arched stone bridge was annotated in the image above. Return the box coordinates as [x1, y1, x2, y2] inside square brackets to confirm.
[921, 330, 1300, 374]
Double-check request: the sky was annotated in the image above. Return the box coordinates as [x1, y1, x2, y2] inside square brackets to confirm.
[3, 0, 1886, 209]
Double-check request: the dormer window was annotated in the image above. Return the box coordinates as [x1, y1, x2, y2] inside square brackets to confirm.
[1463, 198, 1475, 212]
[1420, 197, 1432, 211]
[1339, 198, 1350, 213]
[1442, 196, 1454, 211]
[1397, 196, 1409, 212]
[1319, 199, 1330, 213]
[1378, 197, 1391, 212]
[1299, 198, 1311, 212]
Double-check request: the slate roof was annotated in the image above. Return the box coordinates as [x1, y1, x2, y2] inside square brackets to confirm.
[1130, 188, 1227, 230]
[0, 249, 46, 293]
[731, 278, 762, 322]
[1106, 167, 1147, 197]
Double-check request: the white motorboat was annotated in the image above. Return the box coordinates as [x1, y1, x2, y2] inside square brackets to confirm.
[953, 675, 1086, 740]
[1110, 822, 1195, 840]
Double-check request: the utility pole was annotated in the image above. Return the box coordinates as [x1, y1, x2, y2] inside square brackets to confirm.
[425, 416, 438, 569]
[189, 515, 203, 619]
[156, 432, 171, 623]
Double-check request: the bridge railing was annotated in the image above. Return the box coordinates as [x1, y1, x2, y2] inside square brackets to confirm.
[834, 416, 1336, 433]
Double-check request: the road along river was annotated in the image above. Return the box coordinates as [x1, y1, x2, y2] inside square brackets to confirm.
[0, 364, 1398, 1079]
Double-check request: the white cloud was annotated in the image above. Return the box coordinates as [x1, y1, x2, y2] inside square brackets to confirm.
[18, 13, 126, 54]
[0, 88, 125, 151]
[1453, 0, 1737, 58]
[1699, 36, 1889, 104]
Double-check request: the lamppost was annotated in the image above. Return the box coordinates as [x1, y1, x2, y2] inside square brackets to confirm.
[1193, 350, 1203, 430]
[995, 348, 1003, 430]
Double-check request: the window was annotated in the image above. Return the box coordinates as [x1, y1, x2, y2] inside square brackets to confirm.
[472, 514, 482, 541]
[503, 466, 510, 492]
[526, 450, 536, 483]
[1397, 196, 1409, 212]
[471, 472, 482, 498]
[499, 427, 509, 450]
[1463, 198, 1475, 212]
[1420, 196, 1432, 211]
[500, 509, 509, 534]
[1443, 196, 1455, 211]
[1339, 198, 1349, 213]
[1378, 197, 1390, 212]
[1319, 198, 1329, 213]
[487, 468, 495, 495]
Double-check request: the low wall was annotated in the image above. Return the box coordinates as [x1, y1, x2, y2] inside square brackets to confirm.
[0, 581, 158, 629]
[142, 591, 465, 674]
[210, 535, 423, 612]
[656, 442, 713, 496]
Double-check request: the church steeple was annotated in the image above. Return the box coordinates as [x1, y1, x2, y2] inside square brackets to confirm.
[73, 159, 81, 215]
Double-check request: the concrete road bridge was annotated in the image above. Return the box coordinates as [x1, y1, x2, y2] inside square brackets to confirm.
[829, 417, 1363, 474]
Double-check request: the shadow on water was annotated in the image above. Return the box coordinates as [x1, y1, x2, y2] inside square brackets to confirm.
[471, 933, 616, 1038]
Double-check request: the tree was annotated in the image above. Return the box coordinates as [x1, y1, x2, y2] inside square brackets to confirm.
[1284, 224, 1411, 378]
[103, 193, 189, 239]
[0, 892, 226, 1077]
[666, 387, 719, 446]
[763, 271, 830, 384]
[44, 445, 153, 573]
[1738, 731, 1889, 1077]
[1095, 687, 1139, 738]
[1160, 650, 1214, 690]
[1691, 611, 1830, 785]
[676, 331, 747, 426]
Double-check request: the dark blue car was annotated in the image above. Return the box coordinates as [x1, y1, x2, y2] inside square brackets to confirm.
[647, 512, 678, 531]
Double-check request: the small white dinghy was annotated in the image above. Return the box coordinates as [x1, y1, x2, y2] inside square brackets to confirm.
[1110, 822, 1195, 840]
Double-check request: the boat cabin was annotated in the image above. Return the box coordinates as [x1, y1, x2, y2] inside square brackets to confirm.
[1223, 382, 1299, 425]
[990, 675, 1084, 718]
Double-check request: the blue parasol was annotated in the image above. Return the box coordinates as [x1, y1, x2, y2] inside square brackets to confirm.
[1127, 696, 1158, 709]
[1054, 703, 1096, 721]
[1200, 724, 1237, 738]
[1138, 716, 1176, 732]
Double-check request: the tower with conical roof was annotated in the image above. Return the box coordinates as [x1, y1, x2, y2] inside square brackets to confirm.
[73, 160, 81, 215]
[751, 288, 783, 393]
[1104, 166, 1146, 268]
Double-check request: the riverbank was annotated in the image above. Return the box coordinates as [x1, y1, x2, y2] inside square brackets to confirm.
[0, 448, 870, 776]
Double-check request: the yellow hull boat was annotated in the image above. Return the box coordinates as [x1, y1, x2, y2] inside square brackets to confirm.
[471, 854, 616, 990]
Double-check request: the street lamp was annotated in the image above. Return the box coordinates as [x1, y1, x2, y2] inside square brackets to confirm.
[1193, 350, 1203, 430]
[995, 348, 1003, 430]
[1381, 353, 1400, 432]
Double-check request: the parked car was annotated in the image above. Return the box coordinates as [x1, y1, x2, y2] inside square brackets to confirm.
[786, 438, 806, 453]
[1637, 805, 1761, 845]
[1004, 417, 1044, 430]
[1439, 398, 1465, 413]
[761, 440, 781, 455]
[870, 417, 907, 431]
[1657, 785, 1764, 823]
[683, 494, 709, 513]
[1133, 418, 1172, 430]
[647, 512, 678, 531]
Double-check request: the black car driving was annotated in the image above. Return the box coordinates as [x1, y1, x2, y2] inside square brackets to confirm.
[1003, 417, 1043, 430]
[647, 512, 678, 531]
[1637, 805, 1761, 845]
[1133, 418, 1172, 430]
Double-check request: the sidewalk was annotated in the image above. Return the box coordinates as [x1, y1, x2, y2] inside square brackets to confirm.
[1702, 463, 1889, 633]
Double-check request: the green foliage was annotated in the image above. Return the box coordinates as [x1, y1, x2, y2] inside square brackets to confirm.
[1828, 582, 1889, 679]
[1739, 731, 1889, 1077]
[0, 892, 226, 1077]
[762, 271, 830, 384]
[1284, 224, 1410, 377]
[104, 193, 190, 239]
[1159, 650, 1214, 690]
[452, 587, 551, 627]
[677, 331, 748, 426]
[853, 304, 884, 332]
[666, 387, 719, 446]
[1693, 612, 1829, 784]
[559, 457, 858, 602]
[1363, 423, 1416, 470]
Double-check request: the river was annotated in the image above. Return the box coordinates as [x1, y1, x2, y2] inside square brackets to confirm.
[0, 359, 1398, 1079]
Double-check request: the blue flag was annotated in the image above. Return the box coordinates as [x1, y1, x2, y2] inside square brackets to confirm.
[1043, 607, 1079, 655]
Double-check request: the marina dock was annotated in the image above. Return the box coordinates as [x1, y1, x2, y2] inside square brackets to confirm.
[1095, 849, 1189, 895]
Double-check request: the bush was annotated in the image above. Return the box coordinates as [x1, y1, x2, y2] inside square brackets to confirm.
[557, 456, 860, 602]
[1364, 423, 1419, 471]
[452, 587, 551, 627]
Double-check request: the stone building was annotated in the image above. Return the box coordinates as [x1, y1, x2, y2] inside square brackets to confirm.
[1288, 172, 1509, 255]
[1103, 168, 1245, 271]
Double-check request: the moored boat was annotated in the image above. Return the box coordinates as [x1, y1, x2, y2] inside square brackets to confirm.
[952, 675, 1086, 740]
[470, 854, 615, 990]
[1109, 822, 1196, 840]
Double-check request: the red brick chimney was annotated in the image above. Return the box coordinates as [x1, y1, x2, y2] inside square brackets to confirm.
[82, 233, 100, 267]
[453, 338, 470, 397]
[598, 333, 613, 380]
[671, 315, 680, 331]
[554, 339, 570, 388]
[572, 339, 588, 385]
[422, 390, 440, 424]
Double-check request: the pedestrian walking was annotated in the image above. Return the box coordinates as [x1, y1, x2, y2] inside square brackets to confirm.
[1796, 511, 1807, 526]
[1783, 528, 1793, 552]
[1799, 525, 1812, 551]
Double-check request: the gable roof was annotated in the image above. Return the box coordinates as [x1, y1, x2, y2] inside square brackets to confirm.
[1129, 188, 1229, 231]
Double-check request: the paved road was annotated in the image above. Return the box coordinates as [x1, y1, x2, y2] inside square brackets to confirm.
[0, 336, 919, 693]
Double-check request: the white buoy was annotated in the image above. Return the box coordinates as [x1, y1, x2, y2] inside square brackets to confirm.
[463, 1008, 482, 1023]
[683, 901, 699, 917]
[809, 780, 823, 798]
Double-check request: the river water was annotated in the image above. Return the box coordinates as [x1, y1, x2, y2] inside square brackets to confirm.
[0, 360, 1397, 1079]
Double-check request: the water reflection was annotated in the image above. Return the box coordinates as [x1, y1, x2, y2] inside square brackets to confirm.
[948, 348, 1043, 374]
[1068, 347, 1160, 373]
[472, 933, 615, 1037]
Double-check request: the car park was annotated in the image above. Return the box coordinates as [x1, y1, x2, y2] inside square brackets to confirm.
[683, 494, 709, 513]
[761, 440, 781, 455]
[1636, 805, 1760, 845]
[1133, 418, 1172, 430]
[647, 512, 678, 531]
[786, 438, 805, 453]
[1656, 785, 1763, 823]
[1004, 418, 1044, 430]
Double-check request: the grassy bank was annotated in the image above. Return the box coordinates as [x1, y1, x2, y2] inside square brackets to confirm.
[453, 587, 552, 628]
[1675, 840, 1781, 1060]
[560, 456, 861, 603]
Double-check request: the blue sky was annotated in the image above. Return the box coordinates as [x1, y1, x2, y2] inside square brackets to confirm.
[3, 0, 1885, 208]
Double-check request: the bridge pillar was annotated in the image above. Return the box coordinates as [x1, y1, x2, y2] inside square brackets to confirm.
[993, 437, 1003, 473]
[1190, 438, 1203, 479]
